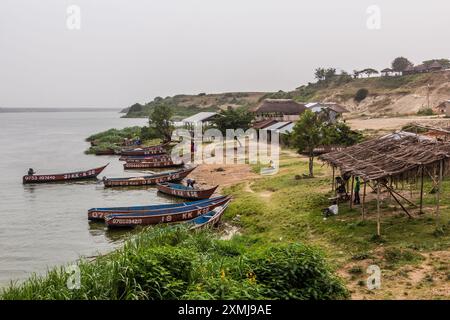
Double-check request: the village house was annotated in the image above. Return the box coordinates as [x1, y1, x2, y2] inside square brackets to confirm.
[305, 102, 349, 122]
[380, 68, 402, 77]
[403, 61, 444, 75]
[181, 112, 220, 131]
[435, 100, 450, 117]
[254, 99, 307, 122]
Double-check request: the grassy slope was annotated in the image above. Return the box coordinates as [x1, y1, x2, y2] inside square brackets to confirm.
[223, 151, 450, 299]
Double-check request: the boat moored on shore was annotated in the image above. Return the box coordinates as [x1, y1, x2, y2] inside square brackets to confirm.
[22, 164, 109, 184]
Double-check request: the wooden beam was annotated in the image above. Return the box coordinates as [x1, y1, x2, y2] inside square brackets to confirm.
[419, 166, 424, 214]
[384, 184, 418, 207]
[362, 181, 367, 220]
[377, 183, 381, 236]
[436, 160, 443, 228]
[332, 166, 335, 194]
[350, 176, 355, 209]
[386, 186, 413, 218]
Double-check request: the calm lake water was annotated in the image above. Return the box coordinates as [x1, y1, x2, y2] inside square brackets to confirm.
[0, 111, 177, 286]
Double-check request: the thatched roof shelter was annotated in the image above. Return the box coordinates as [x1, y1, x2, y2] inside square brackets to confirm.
[319, 132, 450, 182]
[319, 131, 450, 235]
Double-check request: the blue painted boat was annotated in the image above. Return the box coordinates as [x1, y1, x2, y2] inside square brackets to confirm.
[187, 200, 231, 229]
[105, 196, 231, 228]
[88, 195, 228, 220]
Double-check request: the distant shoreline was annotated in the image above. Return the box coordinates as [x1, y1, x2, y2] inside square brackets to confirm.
[0, 107, 123, 113]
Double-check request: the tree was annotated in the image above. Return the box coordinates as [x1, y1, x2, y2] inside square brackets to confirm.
[149, 102, 174, 142]
[314, 68, 326, 82]
[314, 68, 337, 82]
[324, 68, 337, 80]
[354, 88, 369, 102]
[391, 57, 413, 72]
[291, 110, 324, 177]
[322, 122, 362, 146]
[213, 107, 254, 135]
[361, 68, 379, 77]
[292, 111, 361, 177]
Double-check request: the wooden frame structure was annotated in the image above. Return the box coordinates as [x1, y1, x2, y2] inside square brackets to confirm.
[319, 131, 450, 236]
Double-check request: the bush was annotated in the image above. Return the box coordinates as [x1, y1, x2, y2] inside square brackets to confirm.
[354, 88, 369, 102]
[417, 108, 434, 116]
[384, 247, 423, 266]
[247, 244, 349, 300]
[1, 227, 349, 300]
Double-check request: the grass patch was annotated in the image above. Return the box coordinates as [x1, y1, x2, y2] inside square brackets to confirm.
[1, 227, 348, 300]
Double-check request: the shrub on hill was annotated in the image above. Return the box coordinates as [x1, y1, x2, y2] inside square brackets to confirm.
[354, 88, 369, 102]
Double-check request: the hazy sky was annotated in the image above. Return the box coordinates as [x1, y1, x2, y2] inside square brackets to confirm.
[1, 0, 449, 108]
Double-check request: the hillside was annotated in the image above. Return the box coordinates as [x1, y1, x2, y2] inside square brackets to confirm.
[291, 71, 450, 116]
[122, 71, 450, 119]
[122, 92, 268, 119]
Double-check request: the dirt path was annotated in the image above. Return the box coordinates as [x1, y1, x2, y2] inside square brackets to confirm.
[348, 116, 450, 132]
[189, 163, 260, 192]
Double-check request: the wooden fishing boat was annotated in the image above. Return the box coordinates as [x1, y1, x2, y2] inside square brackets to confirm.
[120, 143, 168, 156]
[156, 183, 218, 200]
[95, 149, 117, 156]
[120, 154, 172, 162]
[22, 164, 109, 184]
[88, 196, 228, 221]
[124, 160, 184, 169]
[188, 200, 231, 230]
[103, 166, 196, 187]
[104, 196, 231, 228]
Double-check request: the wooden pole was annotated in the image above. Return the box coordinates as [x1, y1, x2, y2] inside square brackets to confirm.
[377, 183, 381, 236]
[332, 166, 335, 194]
[436, 160, 443, 228]
[362, 181, 367, 220]
[419, 166, 424, 214]
[350, 176, 354, 209]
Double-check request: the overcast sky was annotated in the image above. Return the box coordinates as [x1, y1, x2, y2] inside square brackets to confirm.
[0, 0, 449, 108]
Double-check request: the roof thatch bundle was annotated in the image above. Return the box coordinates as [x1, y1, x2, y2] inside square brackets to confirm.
[319, 132, 450, 181]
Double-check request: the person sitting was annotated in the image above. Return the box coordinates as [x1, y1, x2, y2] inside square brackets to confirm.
[27, 168, 35, 176]
[323, 200, 338, 218]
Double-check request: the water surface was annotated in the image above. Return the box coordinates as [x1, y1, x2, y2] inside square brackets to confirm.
[0, 111, 175, 286]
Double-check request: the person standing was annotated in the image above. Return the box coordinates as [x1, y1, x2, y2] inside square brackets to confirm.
[354, 177, 361, 205]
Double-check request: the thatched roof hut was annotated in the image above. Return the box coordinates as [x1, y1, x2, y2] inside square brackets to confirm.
[319, 131, 450, 235]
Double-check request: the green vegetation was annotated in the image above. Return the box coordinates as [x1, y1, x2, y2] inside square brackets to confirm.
[354, 88, 369, 102]
[85, 127, 160, 154]
[123, 93, 265, 119]
[290, 111, 361, 177]
[149, 102, 174, 142]
[416, 107, 434, 116]
[392, 57, 413, 72]
[1, 226, 348, 300]
[212, 107, 254, 135]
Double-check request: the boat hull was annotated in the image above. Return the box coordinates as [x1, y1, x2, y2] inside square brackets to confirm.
[103, 167, 195, 187]
[188, 200, 231, 230]
[120, 155, 172, 163]
[156, 183, 218, 200]
[124, 161, 184, 169]
[22, 165, 108, 184]
[105, 196, 231, 228]
[88, 196, 227, 221]
[120, 144, 168, 156]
